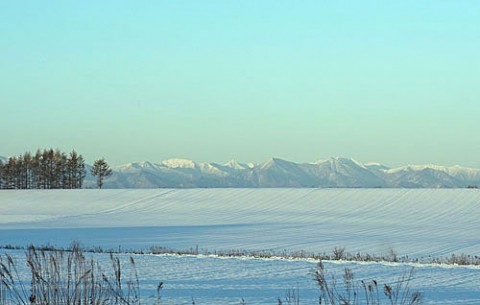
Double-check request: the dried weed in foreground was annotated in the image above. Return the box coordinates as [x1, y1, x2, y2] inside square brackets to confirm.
[0, 245, 162, 305]
[314, 261, 422, 305]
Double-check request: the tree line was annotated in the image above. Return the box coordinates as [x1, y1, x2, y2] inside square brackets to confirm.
[0, 149, 86, 189]
[0, 149, 112, 189]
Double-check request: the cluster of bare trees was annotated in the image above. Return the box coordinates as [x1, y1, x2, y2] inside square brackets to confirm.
[0, 149, 86, 189]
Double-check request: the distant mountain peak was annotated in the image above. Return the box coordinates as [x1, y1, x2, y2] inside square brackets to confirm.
[224, 160, 250, 170]
[259, 157, 296, 169]
[315, 156, 349, 163]
[365, 162, 387, 167]
[113, 161, 159, 172]
[315, 157, 367, 169]
[161, 158, 196, 169]
[365, 162, 390, 172]
[386, 164, 440, 173]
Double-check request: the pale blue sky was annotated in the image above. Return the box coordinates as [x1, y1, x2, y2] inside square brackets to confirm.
[1, 1, 479, 166]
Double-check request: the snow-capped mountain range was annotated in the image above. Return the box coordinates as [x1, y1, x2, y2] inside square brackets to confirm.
[84, 157, 480, 189]
[2, 155, 479, 188]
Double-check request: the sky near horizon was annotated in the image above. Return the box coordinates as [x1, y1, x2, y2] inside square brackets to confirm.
[1, 1, 479, 167]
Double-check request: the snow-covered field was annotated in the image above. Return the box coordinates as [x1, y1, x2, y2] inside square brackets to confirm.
[1, 189, 479, 304]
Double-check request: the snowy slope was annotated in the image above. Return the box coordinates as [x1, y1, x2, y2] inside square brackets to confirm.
[365, 162, 391, 172]
[84, 158, 480, 188]
[1, 189, 479, 259]
[2, 189, 480, 305]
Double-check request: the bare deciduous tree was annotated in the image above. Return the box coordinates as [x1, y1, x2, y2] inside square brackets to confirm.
[0, 149, 86, 190]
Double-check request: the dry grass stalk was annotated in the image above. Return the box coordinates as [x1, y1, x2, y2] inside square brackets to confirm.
[0, 245, 162, 305]
[314, 261, 422, 305]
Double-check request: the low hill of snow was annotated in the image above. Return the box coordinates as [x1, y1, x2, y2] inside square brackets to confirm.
[2, 189, 479, 305]
[1, 188, 479, 259]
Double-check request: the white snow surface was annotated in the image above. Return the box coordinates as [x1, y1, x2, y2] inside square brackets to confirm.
[1, 188, 479, 258]
[224, 159, 252, 170]
[3, 249, 480, 305]
[161, 158, 197, 169]
[1, 189, 480, 304]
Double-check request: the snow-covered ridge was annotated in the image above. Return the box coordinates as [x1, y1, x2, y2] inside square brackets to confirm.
[85, 157, 480, 189]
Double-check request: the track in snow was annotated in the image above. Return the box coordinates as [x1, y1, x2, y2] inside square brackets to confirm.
[1, 189, 480, 305]
[1, 188, 479, 258]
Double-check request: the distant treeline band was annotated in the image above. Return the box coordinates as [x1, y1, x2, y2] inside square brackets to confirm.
[0, 149, 86, 189]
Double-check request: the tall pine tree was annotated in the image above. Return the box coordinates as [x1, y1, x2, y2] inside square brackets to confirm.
[91, 158, 112, 189]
